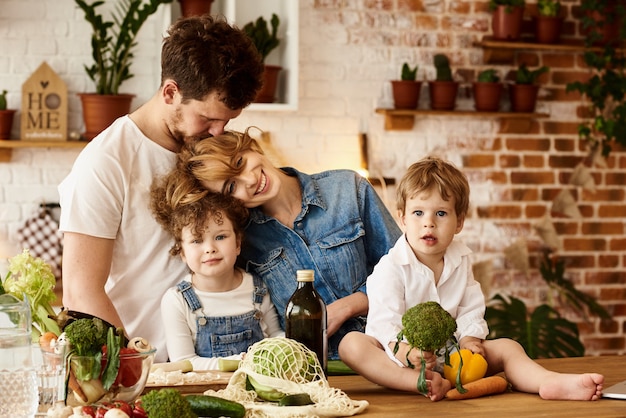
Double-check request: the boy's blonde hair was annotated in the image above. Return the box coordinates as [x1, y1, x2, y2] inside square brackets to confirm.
[396, 156, 470, 219]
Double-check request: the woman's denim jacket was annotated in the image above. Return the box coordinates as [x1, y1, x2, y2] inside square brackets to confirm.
[240, 168, 401, 359]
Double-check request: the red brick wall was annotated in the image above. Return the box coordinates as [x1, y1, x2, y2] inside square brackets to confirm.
[313, 0, 626, 355]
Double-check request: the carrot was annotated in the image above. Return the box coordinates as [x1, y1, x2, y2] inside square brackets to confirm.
[39, 331, 59, 352]
[446, 375, 509, 400]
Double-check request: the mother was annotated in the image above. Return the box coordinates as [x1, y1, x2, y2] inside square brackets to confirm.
[156, 128, 401, 359]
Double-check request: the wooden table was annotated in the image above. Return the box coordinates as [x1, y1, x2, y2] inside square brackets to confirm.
[327, 355, 626, 417]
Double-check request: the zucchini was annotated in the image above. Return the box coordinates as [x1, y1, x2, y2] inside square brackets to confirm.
[185, 394, 246, 418]
[278, 393, 314, 406]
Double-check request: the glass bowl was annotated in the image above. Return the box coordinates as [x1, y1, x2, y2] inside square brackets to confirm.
[66, 348, 156, 405]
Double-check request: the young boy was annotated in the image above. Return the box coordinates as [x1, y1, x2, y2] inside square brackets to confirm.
[339, 156, 604, 401]
[151, 190, 283, 370]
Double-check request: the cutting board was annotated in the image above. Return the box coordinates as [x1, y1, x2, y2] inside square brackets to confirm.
[143, 371, 233, 395]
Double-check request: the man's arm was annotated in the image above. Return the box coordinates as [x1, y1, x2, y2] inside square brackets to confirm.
[61, 231, 124, 328]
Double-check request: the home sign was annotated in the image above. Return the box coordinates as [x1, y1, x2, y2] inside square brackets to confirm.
[21, 61, 67, 141]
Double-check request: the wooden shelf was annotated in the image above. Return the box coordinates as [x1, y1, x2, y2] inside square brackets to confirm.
[0, 140, 87, 162]
[375, 108, 549, 131]
[474, 36, 601, 64]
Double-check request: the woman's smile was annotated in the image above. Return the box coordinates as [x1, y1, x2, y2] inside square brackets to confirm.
[255, 171, 268, 195]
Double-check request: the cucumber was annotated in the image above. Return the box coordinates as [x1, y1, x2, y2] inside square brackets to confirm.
[327, 360, 357, 376]
[278, 393, 314, 406]
[185, 394, 246, 418]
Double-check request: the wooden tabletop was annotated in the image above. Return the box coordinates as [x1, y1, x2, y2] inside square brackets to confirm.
[327, 355, 626, 417]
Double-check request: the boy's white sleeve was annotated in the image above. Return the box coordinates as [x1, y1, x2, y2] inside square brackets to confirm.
[365, 254, 407, 367]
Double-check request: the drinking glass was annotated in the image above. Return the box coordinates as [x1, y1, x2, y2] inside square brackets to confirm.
[0, 294, 38, 418]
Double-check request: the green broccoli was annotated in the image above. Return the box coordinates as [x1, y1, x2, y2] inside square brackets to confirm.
[141, 388, 197, 418]
[64, 317, 109, 356]
[394, 301, 466, 395]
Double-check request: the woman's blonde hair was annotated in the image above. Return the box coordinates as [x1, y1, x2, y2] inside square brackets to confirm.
[396, 156, 470, 219]
[150, 128, 263, 253]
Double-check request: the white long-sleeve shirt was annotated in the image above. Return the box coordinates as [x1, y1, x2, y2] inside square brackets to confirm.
[160, 270, 284, 370]
[366, 235, 488, 366]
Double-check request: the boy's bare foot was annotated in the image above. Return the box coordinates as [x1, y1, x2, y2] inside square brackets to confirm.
[539, 373, 604, 401]
[423, 371, 452, 401]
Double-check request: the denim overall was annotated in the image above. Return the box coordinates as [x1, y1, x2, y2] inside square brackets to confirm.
[176, 276, 266, 357]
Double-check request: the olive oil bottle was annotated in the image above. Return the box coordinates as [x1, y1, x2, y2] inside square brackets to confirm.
[285, 269, 328, 372]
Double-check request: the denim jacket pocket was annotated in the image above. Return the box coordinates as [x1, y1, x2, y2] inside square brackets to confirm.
[246, 247, 284, 276]
[316, 219, 365, 248]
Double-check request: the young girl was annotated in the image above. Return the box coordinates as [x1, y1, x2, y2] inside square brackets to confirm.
[150, 190, 283, 370]
[339, 156, 604, 401]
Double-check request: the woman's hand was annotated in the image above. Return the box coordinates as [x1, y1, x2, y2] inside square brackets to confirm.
[326, 292, 368, 337]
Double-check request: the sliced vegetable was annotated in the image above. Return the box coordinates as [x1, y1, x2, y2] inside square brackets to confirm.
[247, 375, 286, 402]
[218, 358, 241, 372]
[443, 349, 488, 385]
[150, 359, 193, 373]
[445, 375, 508, 400]
[327, 360, 357, 376]
[186, 394, 246, 418]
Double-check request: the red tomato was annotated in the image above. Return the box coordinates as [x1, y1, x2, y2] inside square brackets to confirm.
[112, 400, 133, 417]
[132, 400, 148, 418]
[95, 403, 112, 418]
[101, 347, 143, 387]
[81, 406, 97, 417]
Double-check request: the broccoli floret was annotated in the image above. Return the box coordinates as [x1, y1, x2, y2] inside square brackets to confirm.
[64, 317, 109, 357]
[395, 301, 466, 395]
[400, 301, 457, 352]
[141, 388, 197, 418]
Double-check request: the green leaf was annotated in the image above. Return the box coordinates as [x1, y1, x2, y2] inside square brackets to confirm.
[486, 294, 585, 359]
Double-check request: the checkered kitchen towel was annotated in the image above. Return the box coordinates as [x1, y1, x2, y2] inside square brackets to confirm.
[16, 207, 63, 279]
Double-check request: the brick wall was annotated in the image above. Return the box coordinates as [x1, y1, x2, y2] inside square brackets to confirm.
[0, 0, 623, 355]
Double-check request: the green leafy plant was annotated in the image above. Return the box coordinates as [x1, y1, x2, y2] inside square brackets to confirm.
[486, 252, 610, 359]
[74, 0, 173, 95]
[0, 90, 7, 110]
[401, 63, 418, 81]
[434, 54, 453, 81]
[477, 69, 500, 83]
[537, 0, 561, 17]
[243, 14, 280, 63]
[515, 63, 549, 84]
[489, 0, 525, 13]
[565, 1, 626, 157]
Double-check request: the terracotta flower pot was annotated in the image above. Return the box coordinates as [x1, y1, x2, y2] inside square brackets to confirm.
[178, 0, 214, 17]
[533, 15, 563, 44]
[255, 65, 282, 103]
[509, 84, 539, 112]
[391, 80, 422, 109]
[0, 109, 16, 140]
[473, 82, 503, 112]
[78, 93, 135, 140]
[492, 5, 524, 41]
[428, 81, 459, 111]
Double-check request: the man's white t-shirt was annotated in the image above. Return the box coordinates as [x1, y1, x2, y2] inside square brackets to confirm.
[58, 116, 187, 362]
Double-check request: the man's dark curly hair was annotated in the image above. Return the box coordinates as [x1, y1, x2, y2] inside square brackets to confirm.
[161, 15, 264, 110]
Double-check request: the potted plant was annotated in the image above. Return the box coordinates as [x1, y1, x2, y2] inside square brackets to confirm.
[533, 0, 563, 44]
[177, 0, 213, 17]
[566, 1, 626, 158]
[74, 0, 173, 140]
[391, 63, 421, 109]
[489, 0, 526, 41]
[509, 63, 548, 112]
[579, 0, 623, 47]
[243, 14, 281, 104]
[428, 54, 458, 111]
[486, 252, 610, 359]
[0, 89, 17, 140]
[473, 69, 503, 112]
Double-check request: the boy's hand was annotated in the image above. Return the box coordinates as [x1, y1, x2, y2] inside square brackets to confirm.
[460, 336, 485, 357]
